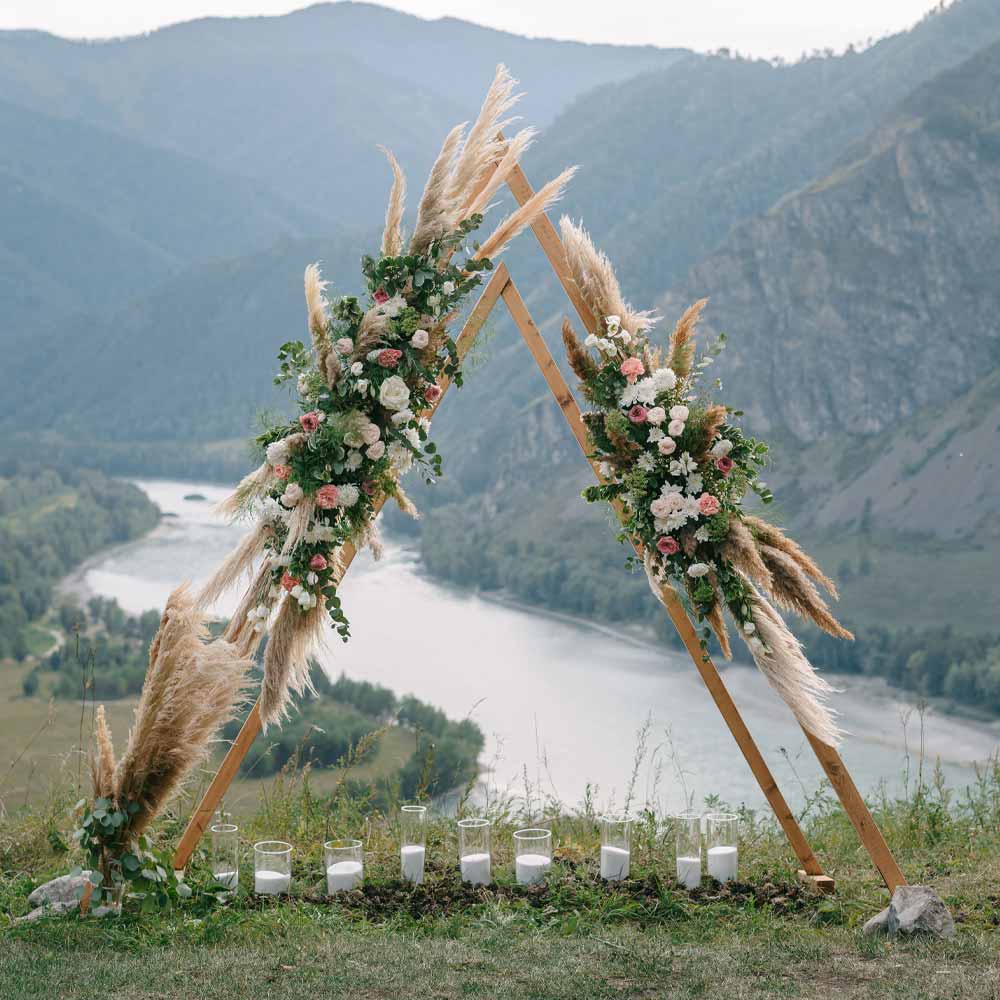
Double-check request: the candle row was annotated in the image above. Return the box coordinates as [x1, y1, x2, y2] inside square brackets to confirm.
[209, 808, 739, 895]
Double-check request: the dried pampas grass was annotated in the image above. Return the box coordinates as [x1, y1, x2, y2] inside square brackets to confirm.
[195, 521, 273, 613]
[216, 462, 273, 520]
[91, 705, 116, 801]
[743, 585, 843, 748]
[562, 317, 598, 387]
[559, 217, 655, 334]
[110, 586, 253, 834]
[260, 596, 327, 728]
[743, 515, 839, 598]
[379, 146, 406, 257]
[667, 299, 707, 378]
[722, 518, 774, 592]
[465, 126, 535, 218]
[474, 167, 576, 261]
[410, 123, 465, 254]
[758, 544, 853, 640]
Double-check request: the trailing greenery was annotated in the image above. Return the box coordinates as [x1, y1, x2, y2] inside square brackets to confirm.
[0, 469, 159, 661]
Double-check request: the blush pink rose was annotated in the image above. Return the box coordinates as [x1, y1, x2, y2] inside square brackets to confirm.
[698, 493, 721, 516]
[650, 497, 672, 519]
[656, 536, 680, 556]
[424, 384, 442, 404]
[657, 437, 677, 456]
[309, 554, 328, 571]
[314, 484, 340, 509]
[628, 405, 648, 424]
[299, 411, 321, 433]
[273, 464, 291, 481]
[715, 455, 734, 476]
[280, 572, 298, 592]
[373, 287, 389, 305]
[361, 480, 377, 496]
[377, 348, 402, 368]
[620, 357, 645, 384]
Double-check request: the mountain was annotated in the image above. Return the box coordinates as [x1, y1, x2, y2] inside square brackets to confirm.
[660, 37, 1000, 442]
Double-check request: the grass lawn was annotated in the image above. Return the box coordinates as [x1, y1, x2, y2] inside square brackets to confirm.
[2, 755, 1000, 999]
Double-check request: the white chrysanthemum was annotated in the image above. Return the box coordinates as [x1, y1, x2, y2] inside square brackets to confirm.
[711, 438, 733, 458]
[685, 473, 704, 495]
[266, 440, 290, 466]
[335, 337, 354, 354]
[404, 427, 421, 449]
[338, 484, 360, 508]
[376, 294, 406, 318]
[687, 563, 710, 578]
[635, 378, 657, 405]
[647, 427, 664, 442]
[344, 430, 363, 449]
[441, 280, 456, 295]
[637, 453, 655, 472]
[391, 408, 414, 426]
[345, 450, 363, 471]
[388, 441, 412, 472]
[694, 527, 710, 543]
[651, 367, 677, 392]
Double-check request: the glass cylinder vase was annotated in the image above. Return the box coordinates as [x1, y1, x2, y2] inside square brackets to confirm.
[253, 840, 292, 895]
[209, 822, 239, 890]
[400, 805, 427, 884]
[513, 828, 552, 885]
[706, 812, 738, 883]
[458, 818, 491, 886]
[599, 814, 631, 881]
[674, 812, 702, 890]
[325, 839, 363, 893]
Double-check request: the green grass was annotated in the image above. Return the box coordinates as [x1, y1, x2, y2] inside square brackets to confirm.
[2, 754, 1000, 998]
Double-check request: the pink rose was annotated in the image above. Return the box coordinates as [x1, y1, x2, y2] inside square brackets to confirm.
[715, 455, 734, 476]
[377, 348, 402, 368]
[657, 536, 680, 556]
[361, 480, 377, 496]
[423, 384, 442, 404]
[360, 423, 381, 446]
[273, 464, 291, 481]
[657, 437, 677, 456]
[309, 554, 328, 571]
[366, 440, 386, 460]
[620, 357, 645, 384]
[280, 572, 298, 592]
[650, 497, 672, 519]
[628, 405, 648, 424]
[373, 288, 389, 305]
[299, 411, 321, 433]
[314, 484, 340, 509]
[646, 406, 666, 426]
[698, 493, 721, 516]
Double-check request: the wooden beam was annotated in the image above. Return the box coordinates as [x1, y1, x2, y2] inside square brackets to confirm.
[501, 276, 826, 880]
[173, 265, 511, 870]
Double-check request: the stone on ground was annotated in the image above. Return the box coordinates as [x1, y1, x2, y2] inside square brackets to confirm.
[862, 885, 955, 938]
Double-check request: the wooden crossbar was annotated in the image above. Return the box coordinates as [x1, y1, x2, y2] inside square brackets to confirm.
[175, 153, 905, 895]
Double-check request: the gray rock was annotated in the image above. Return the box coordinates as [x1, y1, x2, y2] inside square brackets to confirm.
[16, 901, 77, 923]
[863, 885, 955, 939]
[887, 885, 955, 939]
[862, 906, 891, 936]
[27, 872, 91, 908]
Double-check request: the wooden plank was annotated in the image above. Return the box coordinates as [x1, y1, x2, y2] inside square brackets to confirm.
[173, 266, 511, 870]
[500, 277, 826, 878]
[805, 732, 907, 891]
[798, 871, 836, 895]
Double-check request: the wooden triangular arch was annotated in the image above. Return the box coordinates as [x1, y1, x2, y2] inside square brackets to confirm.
[174, 158, 906, 895]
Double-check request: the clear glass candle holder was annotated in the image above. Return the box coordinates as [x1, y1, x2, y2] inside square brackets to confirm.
[514, 828, 552, 885]
[400, 804, 427, 884]
[458, 818, 491, 886]
[706, 812, 738, 883]
[253, 840, 292, 895]
[324, 839, 363, 893]
[674, 812, 702, 890]
[599, 814, 631, 882]
[209, 822, 239, 890]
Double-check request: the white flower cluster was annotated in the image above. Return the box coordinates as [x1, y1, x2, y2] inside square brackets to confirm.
[650, 488, 701, 532]
[246, 604, 271, 633]
[585, 313, 635, 355]
[621, 366, 677, 408]
[288, 582, 317, 610]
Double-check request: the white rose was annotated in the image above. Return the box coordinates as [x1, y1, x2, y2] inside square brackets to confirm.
[410, 329, 429, 349]
[669, 405, 690, 422]
[335, 337, 354, 354]
[379, 375, 411, 411]
[338, 484, 360, 508]
[668, 419, 686, 437]
[712, 439, 733, 458]
[266, 440, 289, 465]
[343, 430, 364, 449]
[441, 280, 456, 295]
[280, 483, 303, 508]
[345, 450, 362, 471]
[356, 379, 369, 394]
[360, 423, 381, 446]
[366, 440, 386, 460]
[391, 408, 414, 426]
[297, 373, 311, 396]
[657, 437, 677, 456]
[351, 361, 364, 376]
[687, 563, 710, 578]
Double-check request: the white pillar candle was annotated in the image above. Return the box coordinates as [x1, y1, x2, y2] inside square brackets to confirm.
[600, 845, 630, 881]
[255, 870, 290, 894]
[676, 855, 701, 890]
[213, 870, 239, 890]
[460, 852, 491, 886]
[707, 845, 738, 882]
[401, 844, 425, 884]
[326, 860, 363, 893]
[515, 853, 551, 885]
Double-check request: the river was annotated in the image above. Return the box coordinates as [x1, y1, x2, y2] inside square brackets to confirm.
[65, 480, 1000, 814]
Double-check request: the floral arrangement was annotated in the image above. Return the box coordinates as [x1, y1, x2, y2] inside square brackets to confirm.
[559, 219, 851, 747]
[192, 66, 574, 726]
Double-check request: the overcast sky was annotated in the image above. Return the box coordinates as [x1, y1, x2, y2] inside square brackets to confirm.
[1, 0, 949, 59]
